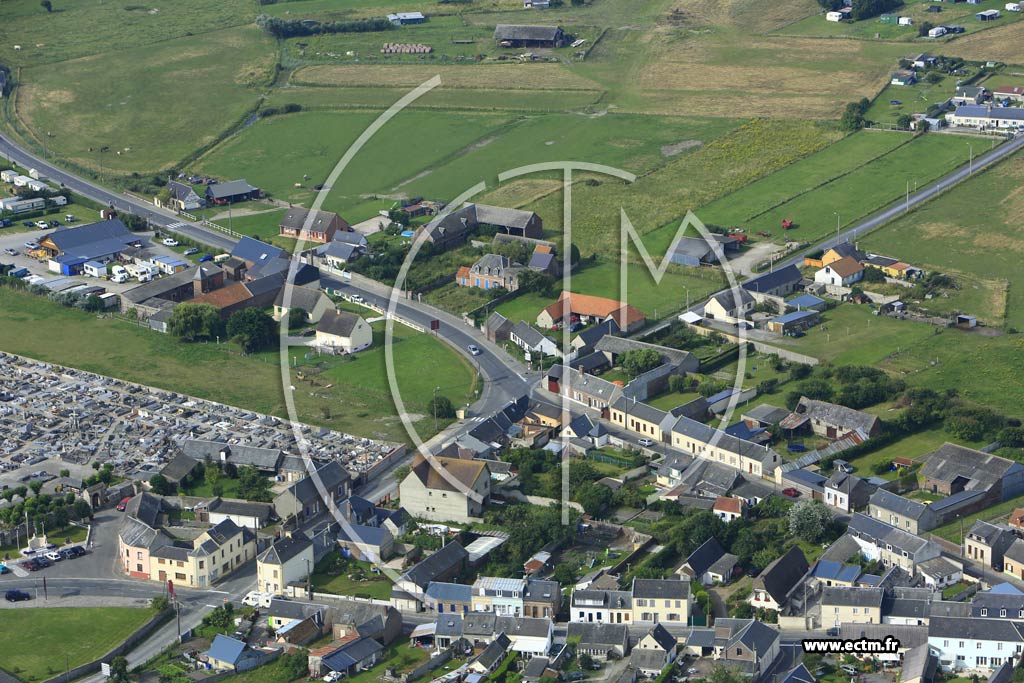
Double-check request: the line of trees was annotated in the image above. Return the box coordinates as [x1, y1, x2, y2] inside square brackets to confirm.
[255, 14, 393, 38]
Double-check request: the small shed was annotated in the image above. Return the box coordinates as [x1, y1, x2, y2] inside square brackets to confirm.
[976, 9, 1000, 19]
[826, 10, 844, 21]
[956, 314, 977, 328]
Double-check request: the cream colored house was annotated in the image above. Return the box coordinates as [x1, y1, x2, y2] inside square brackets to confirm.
[273, 286, 334, 324]
[631, 578, 691, 625]
[399, 454, 490, 523]
[670, 416, 779, 478]
[821, 587, 883, 628]
[315, 310, 372, 353]
[149, 518, 256, 588]
[609, 396, 668, 443]
[257, 535, 314, 595]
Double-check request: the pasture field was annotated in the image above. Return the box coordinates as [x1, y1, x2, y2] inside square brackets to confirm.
[0, 0, 253, 67]
[280, 17, 602, 64]
[15, 26, 276, 174]
[0, 608, 154, 683]
[512, 119, 843, 257]
[198, 109, 736, 223]
[777, 0, 1023, 41]
[262, 85, 604, 113]
[698, 131, 973, 246]
[774, 303, 936, 364]
[263, 0, 526, 20]
[686, 131, 910, 236]
[291, 63, 605, 91]
[197, 110, 514, 217]
[568, 259, 726, 318]
[0, 287, 473, 442]
[949, 21, 1024, 62]
[859, 152, 1024, 327]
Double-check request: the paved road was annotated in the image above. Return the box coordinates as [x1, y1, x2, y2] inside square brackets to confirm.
[0, 132, 235, 252]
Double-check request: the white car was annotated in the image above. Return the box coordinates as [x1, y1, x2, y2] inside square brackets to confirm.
[350, 294, 365, 303]
[324, 672, 343, 682]
[638, 437, 655, 447]
[24, 241, 37, 249]
[44, 551, 63, 562]
[4, 248, 18, 256]
[467, 344, 482, 356]
[35, 221, 49, 229]
[162, 238, 179, 247]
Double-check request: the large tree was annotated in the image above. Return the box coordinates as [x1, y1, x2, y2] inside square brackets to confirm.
[226, 308, 276, 353]
[788, 500, 834, 543]
[168, 303, 223, 342]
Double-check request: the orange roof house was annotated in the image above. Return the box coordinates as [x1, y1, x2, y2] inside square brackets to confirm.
[536, 291, 646, 332]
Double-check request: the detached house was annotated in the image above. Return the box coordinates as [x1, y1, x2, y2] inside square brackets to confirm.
[814, 256, 864, 287]
[632, 578, 691, 624]
[750, 546, 809, 612]
[315, 310, 372, 354]
[159, 180, 204, 212]
[630, 624, 677, 677]
[279, 208, 348, 244]
[712, 619, 781, 675]
[456, 254, 522, 291]
[399, 454, 490, 523]
[273, 460, 352, 523]
[678, 538, 739, 586]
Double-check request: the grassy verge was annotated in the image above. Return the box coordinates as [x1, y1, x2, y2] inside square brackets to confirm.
[0, 607, 154, 682]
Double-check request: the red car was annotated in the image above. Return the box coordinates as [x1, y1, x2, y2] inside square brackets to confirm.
[116, 496, 132, 511]
[781, 488, 801, 498]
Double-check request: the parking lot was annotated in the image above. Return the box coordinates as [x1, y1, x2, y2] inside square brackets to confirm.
[0, 225, 189, 295]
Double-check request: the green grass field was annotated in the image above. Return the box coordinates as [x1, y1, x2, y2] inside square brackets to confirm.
[859, 152, 1024, 327]
[0, 608, 154, 682]
[774, 302, 938, 364]
[841, 428, 980, 480]
[863, 69, 979, 127]
[309, 556, 393, 599]
[198, 110, 735, 223]
[15, 26, 277, 174]
[931, 491, 1024, 541]
[692, 132, 972, 245]
[0, 287, 473, 442]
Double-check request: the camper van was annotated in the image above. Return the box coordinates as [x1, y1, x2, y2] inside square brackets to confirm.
[213, 253, 231, 264]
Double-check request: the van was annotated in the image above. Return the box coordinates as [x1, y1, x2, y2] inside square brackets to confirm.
[214, 253, 231, 264]
[111, 273, 128, 284]
[111, 265, 127, 277]
[241, 591, 274, 608]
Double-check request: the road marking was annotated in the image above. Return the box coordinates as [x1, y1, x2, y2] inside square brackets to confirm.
[204, 604, 219, 608]
[205, 589, 230, 594]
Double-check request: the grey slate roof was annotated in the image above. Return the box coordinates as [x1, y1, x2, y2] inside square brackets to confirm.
[742, 264, 801, 294]
[755, 546, 808, 605]
[566, 622, 629, 648]
[632, 578, 690, 601]
[258, 535, 312, 565]
[402, 542, 468, 589]
[208, 179, 257, 200]
[794, 397, 880, 435]
[920, 443, 1021, 492]
[742, 404, 791, 425]
[685, 537, 728, 577]
[928, 617, 1024, 642]
[493, 24, 563, 42]
[612, 396, 668, 426]
[317, 310, 363, 338]
[870, 489, 929, 520]
[274, 285, 327, 312]
[821, 586, 883, 608]
[475, 204, 538, 230]
[425, 581, 472, 604]
[126, 491, 162, 528]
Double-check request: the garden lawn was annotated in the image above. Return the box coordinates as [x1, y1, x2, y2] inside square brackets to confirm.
[841, 428, 982, 480]
[0, 607, 154, 683]
[773, 303, 935, 365]
[309, 556, 392, 599]
[0, 525, 87, 555]
[180, 477, 243, 500]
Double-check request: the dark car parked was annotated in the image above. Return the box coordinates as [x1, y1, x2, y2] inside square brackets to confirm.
[5, 590, 31, 602]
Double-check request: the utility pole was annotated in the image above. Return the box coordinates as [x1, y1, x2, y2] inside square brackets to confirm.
[433, 386, 440, 432]
[967, 142, 974, 175]
[834, 212, 840, 240]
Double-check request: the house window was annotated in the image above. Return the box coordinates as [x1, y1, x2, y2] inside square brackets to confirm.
[199, 561, 204, 569]
[136, 564, 143, 572]
[137, 552, 143, 560]
[982, 609, 989, 616]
